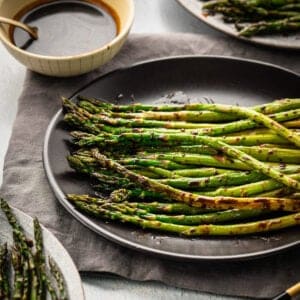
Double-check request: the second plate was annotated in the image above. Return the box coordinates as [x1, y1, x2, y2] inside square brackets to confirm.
[177, 0, 300, 50]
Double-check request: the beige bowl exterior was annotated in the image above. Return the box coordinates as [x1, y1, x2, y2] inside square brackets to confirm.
[0, 0, 134, 77]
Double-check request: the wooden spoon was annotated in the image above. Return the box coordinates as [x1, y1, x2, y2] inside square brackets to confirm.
[273, 282, 300, 299]
[0, 16, 38, 40]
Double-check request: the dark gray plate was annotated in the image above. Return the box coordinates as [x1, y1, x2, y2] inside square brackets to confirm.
[177, 0, 300, 50]
[0, 206, 85, 299]
[44, 56, 300, 261]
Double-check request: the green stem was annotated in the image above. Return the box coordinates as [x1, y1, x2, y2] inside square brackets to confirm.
[71, 201, 300, 236]
[90, 149, 300, 211]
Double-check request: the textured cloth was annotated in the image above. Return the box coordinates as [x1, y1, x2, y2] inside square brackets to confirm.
[1, 33, 300, 299]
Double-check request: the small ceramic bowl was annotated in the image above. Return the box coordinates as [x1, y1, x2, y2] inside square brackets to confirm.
[0, 0, 134, 77]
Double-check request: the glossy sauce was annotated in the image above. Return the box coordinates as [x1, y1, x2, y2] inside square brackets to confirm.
[12, 0, 118, 57]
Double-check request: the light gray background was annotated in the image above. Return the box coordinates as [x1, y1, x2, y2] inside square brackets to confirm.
[0, 1, 250, 299]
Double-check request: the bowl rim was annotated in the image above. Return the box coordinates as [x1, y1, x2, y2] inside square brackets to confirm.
[0, 0, 135, 60]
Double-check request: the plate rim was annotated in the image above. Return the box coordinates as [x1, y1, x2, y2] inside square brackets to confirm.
[176, 0, 300, 51]
[43, 55, 300, 262]
[0, 206, 85, 299]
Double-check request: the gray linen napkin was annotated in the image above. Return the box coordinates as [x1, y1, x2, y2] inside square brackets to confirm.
[1, 33, 300, 299]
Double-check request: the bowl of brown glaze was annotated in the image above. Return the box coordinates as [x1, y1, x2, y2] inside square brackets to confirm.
[0, 0, 134, 77]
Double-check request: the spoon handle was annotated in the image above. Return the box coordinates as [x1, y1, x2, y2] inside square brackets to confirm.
[0, 16, 38, 40]
[273, 282, 300, 299]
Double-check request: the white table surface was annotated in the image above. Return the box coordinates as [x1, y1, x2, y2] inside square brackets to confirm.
[0, 1, 244, 299]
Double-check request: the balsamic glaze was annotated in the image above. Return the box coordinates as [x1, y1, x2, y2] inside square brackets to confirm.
[13, 0, 117, 56]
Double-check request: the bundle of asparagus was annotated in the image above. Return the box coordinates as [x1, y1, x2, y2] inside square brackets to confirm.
[201, 0, 300, 37]
[63, 96, 300, 236]
[0, 199, 67, 300]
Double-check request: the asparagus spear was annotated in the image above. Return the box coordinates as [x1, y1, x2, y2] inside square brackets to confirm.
[0, 200, 36, 300]
[90, 148, 300, 211]
[82, 131, 300, 190]
[279, 3, 300, 11]
[65, 98, 300, 132]
[66, 194, 216, 214]
[49, 257, 67, 300]
[125, 152, 300, 171]
[147, 136, 300, 190]
[94, 109, 300, 137]
[33, 219, 50, 300]
[69, 148, 300, 196]
[147, 166, 232, 178]
[200, 173, 300, 197]
[0, 243, 10, 300]
[157, 171, 266, 190]
[77, 96, 300, 114]
[239, 16, 300, 37]
[68, 154, 189, 172]
[69, 195, 266, 225]
[73, 131, 293, 149]
[71, 200, 300, 236]
[161, 103, 300, 147]
[11, 248, 23, 300]
[72, 98, 300, 135]
[70, 149, 300, 176]
[138, 145, 300, 163]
